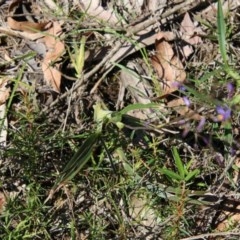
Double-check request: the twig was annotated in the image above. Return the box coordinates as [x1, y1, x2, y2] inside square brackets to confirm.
[180, 231, 240, 240]
[40, 0, 207, 114]
[125, 0, 195, 35]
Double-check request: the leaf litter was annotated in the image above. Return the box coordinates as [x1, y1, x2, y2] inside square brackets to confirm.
[0, 0, 240, 238]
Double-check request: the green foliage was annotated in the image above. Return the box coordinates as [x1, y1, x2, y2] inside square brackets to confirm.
[217, 0, 227, 64]
[67, 36, 86, 78]
[55, 102, 163, 187]
[0, 184, 51, 240]
[54, 132, 100, 187]
[160, 147, 200, 184]
[2, 1, 240, 239]
[217, 0, 240, 91]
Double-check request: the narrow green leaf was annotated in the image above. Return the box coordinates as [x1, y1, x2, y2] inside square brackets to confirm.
[112, 62, 139, 78]
[185, 169, 200, 182]
[76, 36, 86, 77]
[223, 121, 233, 145]
[160, 168, 182, 181]
[120, 114, 165, 134]
[172, 147, 185, 179]
[231, 94, 240, 105]
[120, 103, 160, 115]
[224, 65, 240, 85]
[184, 84, 222, 107]
[217, 0, 227, 63]
[56, 132, 100, 185]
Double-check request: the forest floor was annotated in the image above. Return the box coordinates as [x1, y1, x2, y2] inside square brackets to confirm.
[0, 0, 240, 239]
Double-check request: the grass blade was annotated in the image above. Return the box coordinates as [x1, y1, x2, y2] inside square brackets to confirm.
[76, 36, 86, 77]
[161, 168, 183, 181]
[119, 103, 160, 115]
[185, 169, 200, 182]
[172, 147, 185, 179]
[55, 132, 100, 186]
[217, 0, 227, 63]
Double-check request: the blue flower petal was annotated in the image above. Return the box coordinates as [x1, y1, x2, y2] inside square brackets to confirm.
[216, 105, 231, 121]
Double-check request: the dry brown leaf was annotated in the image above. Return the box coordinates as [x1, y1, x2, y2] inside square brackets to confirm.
[0, 77, 10, 105]
[42, 58, 62, 92]
[152, 40, 174, 78]
[156, 31, 176, 41]
[167, 98, 202, 121]
[7, 16, 48, 33]
[0, 192, 6, 214]
[180, 12, 203, 58]
[151, 37, 186, 96]
[7, 1, 64, 92]
[0, 77, 10, 147]
[147, 0, 166, 13]
[180, 12, 202, 45]
[182, 45, 194, 58]
[0, 26, 46, 41]
[43, 22, 63, 50]
[195, 0, 239, 24]
[80, 0, 120, 25]
[42, 0, 58, 10]
[42, 22, 65, 92]
[217, 204, 240, 232]
[8, 0, 48, 33]
[129, 193, 158, 228]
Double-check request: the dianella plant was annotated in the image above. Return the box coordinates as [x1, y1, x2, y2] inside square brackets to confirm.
[52, 102, 160, 191]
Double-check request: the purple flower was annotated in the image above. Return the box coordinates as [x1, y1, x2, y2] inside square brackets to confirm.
[171, 81, 185, 90]
[179, 85, 186, 92]
[177, 119, 187, 125]
[183, 96, 191, 107]
[226, 82, 234, 99]
[182, 123, 190, 137]
[196, 117, 206, 132]
[216, 105, 231, 121]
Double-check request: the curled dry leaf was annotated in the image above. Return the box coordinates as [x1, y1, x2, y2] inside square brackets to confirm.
[180, 12, 202, 45]
[6, 1, 64, 92]
[195, 0, 238, 24]
[42, 60, 62, 92]
[151, 34, 186, 96]
[180, 12, 203, 57]
[80, 0, 120, 25]
[7, 0, 48, 33]
[155, 31, 176, 41]
[43, 22, 63, 50]
[7, 15, 48, 33]
[42, 22, 65, 92]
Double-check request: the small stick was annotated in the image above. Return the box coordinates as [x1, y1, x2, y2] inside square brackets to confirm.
[180, 231, 240, 240]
